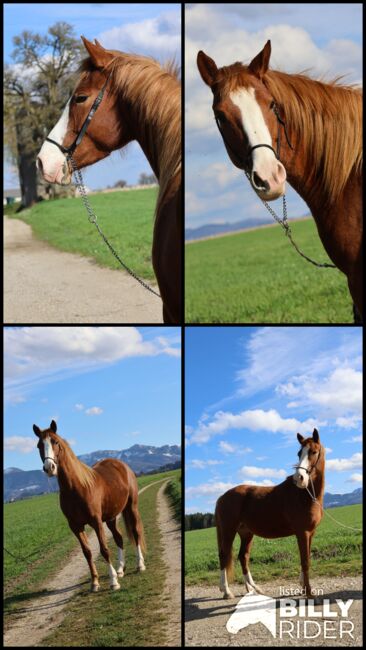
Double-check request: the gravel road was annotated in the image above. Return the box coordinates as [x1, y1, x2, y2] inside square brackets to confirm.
[4, 217, 162, 323]
[185, 576, 362, 646]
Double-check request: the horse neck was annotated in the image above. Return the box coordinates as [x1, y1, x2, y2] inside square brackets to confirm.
[271, 72, 362, 215]
[311, 455, 325, 503]
[57, 446, 86, 494]
[120, 68, 181, 185]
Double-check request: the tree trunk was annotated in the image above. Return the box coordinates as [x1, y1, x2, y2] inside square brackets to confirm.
[15, 108, 38, 208]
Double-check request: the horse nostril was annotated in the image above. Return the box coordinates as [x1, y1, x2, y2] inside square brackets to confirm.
[252, 171, 270, 192]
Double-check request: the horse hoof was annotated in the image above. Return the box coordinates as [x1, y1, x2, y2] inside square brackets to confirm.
[110, 582, 121, 591]
[117, 569, 124, 577]
[137, 564, 146, 572]
[91, 584, 100, 593]
[223, 590, 235, 599]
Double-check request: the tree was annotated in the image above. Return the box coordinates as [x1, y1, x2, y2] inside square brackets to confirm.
[4, 23, 83, 208]
[138, 172, 157, 186]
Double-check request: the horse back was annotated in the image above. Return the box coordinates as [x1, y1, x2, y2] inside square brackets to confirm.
[93, 458, 137, 520]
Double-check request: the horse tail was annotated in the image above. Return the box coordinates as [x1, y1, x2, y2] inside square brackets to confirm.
[121, 469, 147, 554]
[215, 496, 233, 581]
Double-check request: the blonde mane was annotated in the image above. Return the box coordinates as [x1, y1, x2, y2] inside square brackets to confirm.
[81, 52, 181, 208]
[216, 64, 362, 205]
[58, 436, 96, 490]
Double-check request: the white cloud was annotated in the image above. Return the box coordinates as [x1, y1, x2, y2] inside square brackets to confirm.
[219, 441, 252, 454]
[4, 327, 180, 400]
[189, 407, 323, 444]
[347, 473, 362, 484]
[98, 10, 181, 62]
[4, 436, 36, 453]
[186, 481, 235, 499]
[336, 416, 362, 429]
[344, 435, 362, 443]
[325, 447, 333, 454]
[327, 453, 362, 471]
[74, 403, 84, 411]
[239, 465, 286, 479]
[189, 459, 223, 470]
[85, 406, 103, 416]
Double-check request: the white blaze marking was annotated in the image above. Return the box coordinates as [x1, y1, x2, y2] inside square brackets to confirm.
[47, 99, 71, 147]
[43, 435, 55, 473]
[230, 87, 275, 165]
[295, 446, 310, 487]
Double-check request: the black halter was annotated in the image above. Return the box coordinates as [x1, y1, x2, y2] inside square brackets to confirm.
[214, 101, 294, 169]
[46, 73, 111, 157]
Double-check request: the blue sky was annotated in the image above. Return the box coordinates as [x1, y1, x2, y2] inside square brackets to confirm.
[4, 326, 181, 471]
[4, 3, 181, 190]
[185, 3, 362, 231]
[185, 326, 362, 513]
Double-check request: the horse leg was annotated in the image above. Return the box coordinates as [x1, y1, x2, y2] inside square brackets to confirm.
[91, 517, 120, 591]
[216, 518, 236, 599]
[238, 532, 263, 595]
[122, 498, 146, 571]
[296, 531, 312, 597]
[69, 523, 100, 592]
[106, 518, 125, 577]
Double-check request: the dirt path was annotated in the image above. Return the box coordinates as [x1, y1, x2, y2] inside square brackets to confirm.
[4, 217, 162, 323]
[156, 481, 181, 646]
[185, 576, 362, 646]
[4, 479, 168, 647]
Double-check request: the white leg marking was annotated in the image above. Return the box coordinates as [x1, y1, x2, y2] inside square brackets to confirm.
[244, 570, 264, 595]
[108, 563, 120, 590]
[117, 547, 125, 577]
[220, 569, 235, 599]
[136, 544, 146, 571]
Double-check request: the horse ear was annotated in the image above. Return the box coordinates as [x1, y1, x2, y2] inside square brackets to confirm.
[94, 39, 105, 49]
[81, 35, 115, 69]
[197, 50, 218, 87]
[50, 420, 57, 433]
[297, 433, 304, 444]
[312, 428, 319, 443]
[248, 40, 271, 79]
[33, 424, 41, 437]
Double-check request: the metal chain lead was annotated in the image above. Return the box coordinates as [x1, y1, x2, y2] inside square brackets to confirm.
[69, 155, 161, 298]
[244, 171, 336, 269]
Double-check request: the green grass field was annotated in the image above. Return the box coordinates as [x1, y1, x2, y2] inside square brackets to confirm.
[6, 187, 158, 280]
[185, 218, 353, 323]
[4, 468, 180, 647]
[165, 473, 182, 523]
[185, 504, 362, 586]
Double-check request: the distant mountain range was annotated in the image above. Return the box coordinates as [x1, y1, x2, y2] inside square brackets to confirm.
[185, 215, 310, 241]
[4, 444, 181, 502]
[323, 487, 362, 509]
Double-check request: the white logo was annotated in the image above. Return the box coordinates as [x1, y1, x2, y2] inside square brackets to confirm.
[226, 593, 277, 637]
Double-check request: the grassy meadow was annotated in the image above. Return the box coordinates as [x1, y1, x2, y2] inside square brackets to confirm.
[185, 504, 362, 586]
[4, 469, 180, 647]
[185, 218, 353, 323]
[6, 187, 158, 279]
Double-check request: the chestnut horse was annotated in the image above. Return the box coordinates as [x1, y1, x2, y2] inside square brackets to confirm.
[33, 420, 146, 592]
[197, 41, 362, 321]
[215, 429, 324, 598]
[37, 37, 181, 324]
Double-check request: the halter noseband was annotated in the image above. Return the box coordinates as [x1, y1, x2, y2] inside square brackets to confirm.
[45, 73, 111, 157]
[214, 101, 294, 170]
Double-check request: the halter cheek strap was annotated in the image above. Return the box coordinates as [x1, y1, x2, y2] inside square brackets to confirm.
[46, 73, 111, 157]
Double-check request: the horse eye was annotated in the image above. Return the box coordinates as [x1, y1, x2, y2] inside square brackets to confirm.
[270, 100, 275, 109]
[216, 111, 227, 124]
[75, 95, 88, 104]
